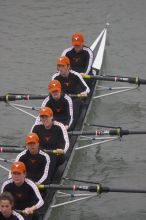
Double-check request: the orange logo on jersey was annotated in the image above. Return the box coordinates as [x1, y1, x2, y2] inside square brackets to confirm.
[64, 81, 71, 87]
[45, 136, 50, 142]
[30, 159, 37, 164]
[73, 57, 80, 63]
[16, 193, 23, 198]
[56, 108, 61, 112]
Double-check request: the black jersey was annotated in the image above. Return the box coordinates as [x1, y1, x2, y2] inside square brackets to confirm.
[1, 179, 44, 210]
[0, 211, 24, 220]
[62, 46, 93, 74]
[31, 121, 69, 153]
[52, 70, 90, 94]
[40, 93, 73, 127]
[15, 150, 50, 184]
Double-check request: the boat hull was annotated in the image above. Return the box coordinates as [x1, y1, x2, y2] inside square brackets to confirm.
[40, 26, 107, 220]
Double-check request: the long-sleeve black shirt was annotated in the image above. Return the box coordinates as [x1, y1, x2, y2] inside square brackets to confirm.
[15, 150, 50, 184]
[40, 94, 73, 128]
[0, 211, 24, 220]
[62, 46, 93, 74]
[52, 70, 90, 95]
[31, 121, 69, 153]
[1, 179, 44, 210]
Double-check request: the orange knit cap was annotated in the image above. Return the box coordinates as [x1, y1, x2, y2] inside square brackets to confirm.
[11, 161, 26, 173]
[48, 80, 61, 93]
[25, 132, 39, 144]
[39, 107, 53, 117]
[56, 56, 70, 65]
[72, 32, 84, 46]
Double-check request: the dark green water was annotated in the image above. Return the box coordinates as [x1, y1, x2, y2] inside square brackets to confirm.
[1, 0, 146, 219]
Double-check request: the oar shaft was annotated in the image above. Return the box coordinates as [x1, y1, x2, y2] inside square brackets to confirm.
[101, 187, 146, 193]
[0, 93, 85, 102]
[69, 129, 146, 136]
[0, 147, 23, 153]
[83, 75, 146, 85]
[0, 145, 23, 148]
[38, 184, 99, 192]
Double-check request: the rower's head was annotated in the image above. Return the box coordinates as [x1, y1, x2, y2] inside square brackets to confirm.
[0, 192, 14, 218]
[25, 132, 39, 154]
[39, 107, 53, 128]
[56, 56, 70, 76]
[48, 80, 61, 100]
[10, 161, 26, 186]
[72, 32, 84, 52]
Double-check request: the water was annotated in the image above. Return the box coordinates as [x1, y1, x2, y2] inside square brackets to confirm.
[1, 0, 146, 219]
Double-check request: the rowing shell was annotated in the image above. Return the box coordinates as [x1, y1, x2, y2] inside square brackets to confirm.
[41, 26, 108, 220]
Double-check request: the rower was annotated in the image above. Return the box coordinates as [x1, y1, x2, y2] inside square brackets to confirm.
[0, 192, 24, 220]
[52, 56, 90, 96]
[61, 32, 93, 75]
[36, 79, 73, 130]
[1, 161, 44, 220]
[52, 56, 90, 124]
[31, 107, 69, 180]
[14, 132, 50, 184]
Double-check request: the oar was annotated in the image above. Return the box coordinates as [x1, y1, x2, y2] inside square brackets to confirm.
[68, 128, 146, 137]
[0, 147, 64, 154]
[83, 75, 146, 85]
[37, 183, 146, 194]
[0, 93, 86, 102]
[0, 94, 47, 102]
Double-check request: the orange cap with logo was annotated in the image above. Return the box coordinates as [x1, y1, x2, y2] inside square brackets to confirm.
[56, 56, 70, 65]
[11, 161, 26, 173]
[72, 32, 84, 46]
[25, 132, 39, 144]
[48, 80, 61, 93]
[39, 107, 53, 117]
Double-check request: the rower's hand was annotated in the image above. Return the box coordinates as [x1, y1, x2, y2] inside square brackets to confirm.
[80, 73, 86, 77]
[80, 91, 88, 97]
[23, 207, 34, 215]
[56, 148, 64, 155]
[65, 125, 69, 130]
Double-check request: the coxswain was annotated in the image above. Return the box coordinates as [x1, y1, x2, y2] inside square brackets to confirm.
[35, 79, 73, 130]
[52, 56, 90, 96]
[31, 107, 69, 180]
[61, 32, 93, 75]
[0, 192, 24, 220]
[14, 132, 50, 184]
[1, 161, 44, 219]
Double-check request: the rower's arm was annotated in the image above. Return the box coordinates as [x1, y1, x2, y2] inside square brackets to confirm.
[64, 94, 74, 128]
[54, 121, 70, 153]
[36, 151, 50, 185]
